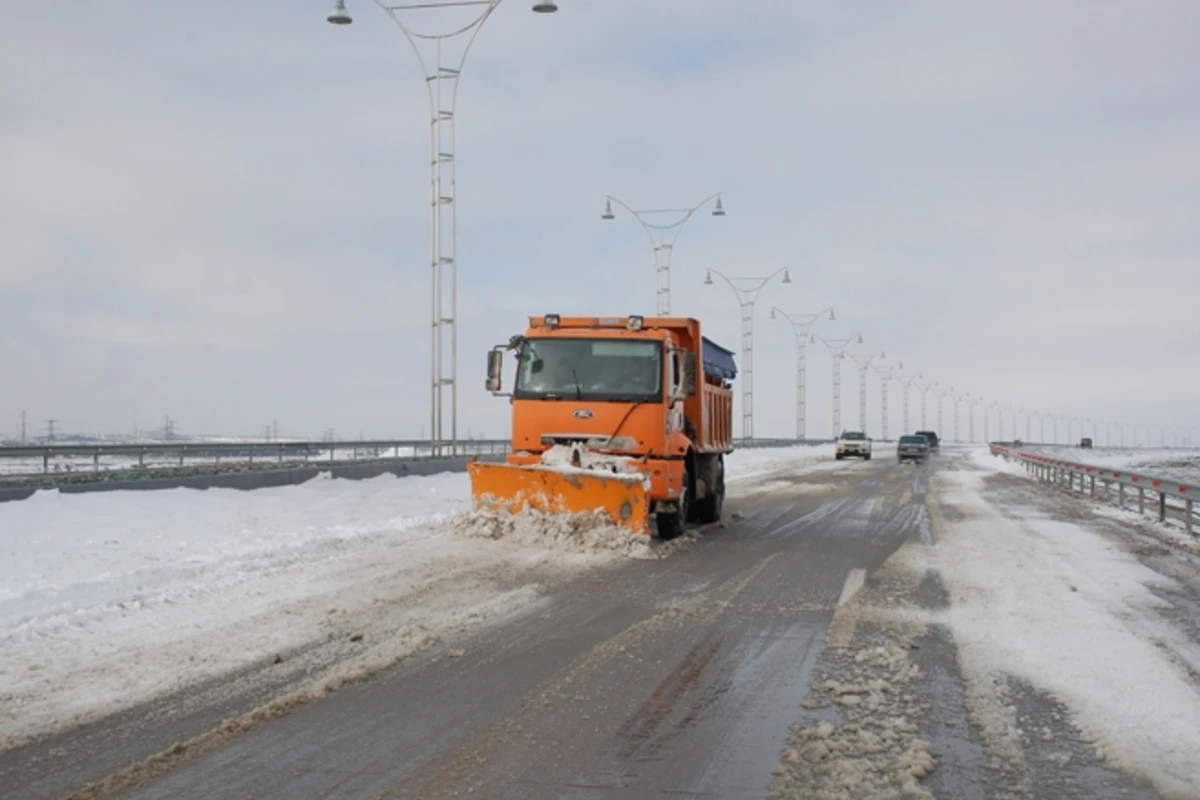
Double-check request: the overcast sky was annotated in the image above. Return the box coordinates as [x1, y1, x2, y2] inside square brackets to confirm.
[2, 1, 1197, 444]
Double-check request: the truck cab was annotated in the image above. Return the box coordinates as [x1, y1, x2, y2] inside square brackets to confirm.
[477, 314, 737, 539]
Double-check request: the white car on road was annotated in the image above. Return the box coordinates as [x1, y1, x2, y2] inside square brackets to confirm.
[835, 431, 872, 460]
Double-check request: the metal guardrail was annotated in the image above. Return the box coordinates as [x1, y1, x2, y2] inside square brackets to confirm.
[988, 443, 1197, 535]
[0, 437, 833, 480]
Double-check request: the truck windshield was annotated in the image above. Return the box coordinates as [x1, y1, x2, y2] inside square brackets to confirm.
[900, 436, 927, 445]
[513, 338, 662, 401]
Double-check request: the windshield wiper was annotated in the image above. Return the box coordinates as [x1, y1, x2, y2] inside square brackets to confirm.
[571, 368, 583, 400]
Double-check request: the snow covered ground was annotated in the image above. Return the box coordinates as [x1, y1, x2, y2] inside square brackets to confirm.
[924, 455, 1200, 798]
[0, 443, 835, 750]
[1010, 444, 1200, 485]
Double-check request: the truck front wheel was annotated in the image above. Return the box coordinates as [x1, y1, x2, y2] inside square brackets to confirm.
[656, 468, 689, 541]
[693, 457, 724, 524]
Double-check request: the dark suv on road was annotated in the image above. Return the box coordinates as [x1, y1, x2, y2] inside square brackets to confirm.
[897, 435, 930, 464]
[914, 430, 940, 451]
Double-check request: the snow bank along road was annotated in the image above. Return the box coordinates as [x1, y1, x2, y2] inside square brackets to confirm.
[3, 446, 1200, 799]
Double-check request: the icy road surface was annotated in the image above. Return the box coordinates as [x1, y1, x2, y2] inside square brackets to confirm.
[2, 444, 1200, 799]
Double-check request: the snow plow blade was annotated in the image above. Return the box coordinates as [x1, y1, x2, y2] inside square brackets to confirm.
[467, 460, 651, 536]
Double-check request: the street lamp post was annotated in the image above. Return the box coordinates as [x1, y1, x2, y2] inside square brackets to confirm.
[769, 306, 835, 441]
[813, 332, 865, 439]
[603, 193, 726, 315]
[956, 392, 971, 443]
[937, 386, 955, 438]
[849, 350, 886, 434]
[920, 380, 938, 430]
[326, 0, 557, 457]
[897, 372, 922, 435]
[872, 362, 902, 441]
[705, 267, 792, 439]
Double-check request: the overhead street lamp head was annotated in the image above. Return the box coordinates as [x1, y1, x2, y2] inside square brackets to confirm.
[712, 196, 726, 216]
[856, 333, 864, 344]
[781, 267, 792, 284]
[828, 308, 836, 321]
[532, 0, 559, 11]
[601, 199, 614, 220]
[327, 0, 352, 24]
[704, 269, 713, 285]
[769, 307, 777, 319]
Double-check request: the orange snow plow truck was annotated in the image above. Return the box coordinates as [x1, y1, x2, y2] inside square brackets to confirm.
[467, 314, 737, 539]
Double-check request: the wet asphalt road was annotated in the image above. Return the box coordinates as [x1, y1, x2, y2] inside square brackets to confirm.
[117, 458, 919, 800]
[6, 449, 1189, 799]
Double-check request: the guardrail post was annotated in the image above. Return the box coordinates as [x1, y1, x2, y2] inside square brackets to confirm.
[43, 453, 48, 474]
[1090, 475, 1096, 497]
[94, 453, 100, 472]
[1158, 492, 1167, 523]
[1187, 500, 1194, 536]
[249, 446, 254, 465]
[1137, 486, 1143, 515]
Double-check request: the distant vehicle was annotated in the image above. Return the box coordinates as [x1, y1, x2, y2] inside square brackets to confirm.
[836, 430, 872, 460]
[1080, 437, 1093, 449]
[897, 434, 930, 464]
[914, 430, 940, 451]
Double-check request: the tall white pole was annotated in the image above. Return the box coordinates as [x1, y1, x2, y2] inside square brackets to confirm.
[603, 194, 725, 315]
[849, 350, 883, 434]
[706, 267, 792, 439]
[771, 307, 834, 441]
[872, 363, 899, 441]
[326, 0, 556, 456]
[815, 333, 864, 439]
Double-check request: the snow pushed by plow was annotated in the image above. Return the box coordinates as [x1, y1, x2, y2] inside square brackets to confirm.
[453, 505, 683, 560]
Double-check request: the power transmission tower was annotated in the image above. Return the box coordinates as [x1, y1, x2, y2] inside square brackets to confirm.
[45, 419, 57, 444]
[20, 410, 27, 444]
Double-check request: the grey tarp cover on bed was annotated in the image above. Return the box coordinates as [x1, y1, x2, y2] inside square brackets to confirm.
[701, 337, 737, 380]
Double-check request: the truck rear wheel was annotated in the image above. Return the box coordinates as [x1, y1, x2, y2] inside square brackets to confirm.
[656, 468, 689, 541]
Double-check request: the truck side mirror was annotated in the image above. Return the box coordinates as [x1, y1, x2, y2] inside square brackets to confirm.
[681, 352, 698, 397]
[486, 348, 504, 393]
